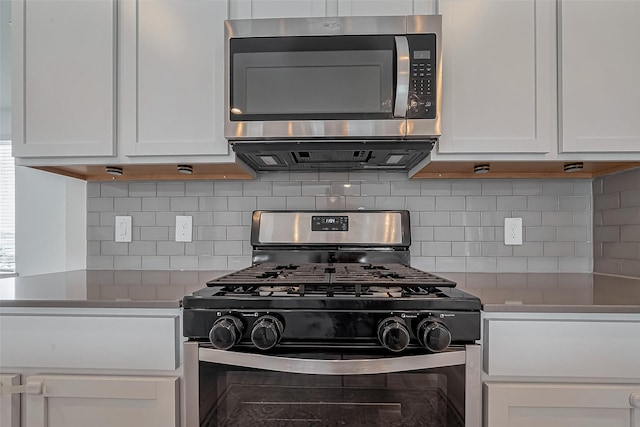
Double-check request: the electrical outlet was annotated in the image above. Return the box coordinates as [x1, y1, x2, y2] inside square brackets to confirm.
[115, 216, 132, 242]
[504, 218, 523, 245]
[175, 216, 193, 242]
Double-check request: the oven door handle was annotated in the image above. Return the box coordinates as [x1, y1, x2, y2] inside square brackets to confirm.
[198, 347, 466, 375]
[393, 35, 410, 118]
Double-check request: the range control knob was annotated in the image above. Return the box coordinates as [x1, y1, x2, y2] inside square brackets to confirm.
[417, 318, 451, 352]
[209, 316, 244, 350]
[377, 317, 411, 352]
[251, 315, 284, 351]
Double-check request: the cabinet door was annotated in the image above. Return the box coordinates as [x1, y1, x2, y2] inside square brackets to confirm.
[120, 0, 229, 156]
[485, 383, 640, 427]
[437, 0, 555, 154]
[0, 374, 20, 427]
[558, 0, 640, 153]
[12, 0, 116, 157]
[25, 375, 178, 427]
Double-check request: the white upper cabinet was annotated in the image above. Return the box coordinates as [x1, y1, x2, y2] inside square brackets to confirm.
[119, 0, 229, 156]
[558, 0, 640, 153]
[230, 0, 329, 19]
[437, 0, 556, 154]
[337, 0, 434, 16]
[12, 0, 116, 157]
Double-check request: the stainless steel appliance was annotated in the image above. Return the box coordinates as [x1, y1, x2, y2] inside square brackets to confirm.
[182, 211, 481, 427]
[224, 15, 442, 171]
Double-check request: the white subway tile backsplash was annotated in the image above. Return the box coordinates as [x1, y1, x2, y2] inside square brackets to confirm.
[214, 181, 243, 195]
[286, 197, 316, 210]
[434, 227, 464, 241]
[129, 183, 157, 197]
[273, 182, 302, 196]
[142, 197, 170, 211]
[435, 196, 465, 211]
[481, 181, 512, 196]
[242, 182, 272, 196]
[450, 212, 481, 226]
[129, 241, 156, 256]
[157, 182, 185, 197]
[527, 196, 558, 211]
[421, 181, 451, 196]
[87, 174, 600, 273]
[621, 188, 640, 208]
[170, 197, 199, 212]
[185, 241, 214, 256]
[452, 180, 481, 195]
[405, 196, 435, 211]
[101, 182, 129, 197]
[170, 256, 198, 270]
[361, 182, 391, 196]
[374, 196, 404, 209]
[257, 196, 287, 210]
[185, 182, 214, 196]
[542, 181, 574, 196]
[114, 256, 142, 270]
[559, 196, 590, 212]
[391, 181, 421, 196]
[140, 227, 169, 241]
[301, 182, 331, 196]
[228, 197, 257, 211]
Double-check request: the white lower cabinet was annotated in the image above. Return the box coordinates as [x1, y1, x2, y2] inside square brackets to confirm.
[485, 382, 640, 427]
[483, 312, 640, 427]
[24, 375, 178, 427]
[0, 374, 20, 427]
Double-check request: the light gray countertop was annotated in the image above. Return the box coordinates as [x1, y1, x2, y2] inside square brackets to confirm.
[1, 270, 639, 313]
[0, 270, 231, 308]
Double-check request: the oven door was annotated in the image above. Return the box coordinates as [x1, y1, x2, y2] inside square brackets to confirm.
[184, 344, 481, 427]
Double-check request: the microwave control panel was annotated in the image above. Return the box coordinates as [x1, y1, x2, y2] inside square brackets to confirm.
[407, 34, 437, 119]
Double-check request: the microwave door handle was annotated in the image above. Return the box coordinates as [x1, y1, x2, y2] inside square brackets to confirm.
[394, 36, 410, 118]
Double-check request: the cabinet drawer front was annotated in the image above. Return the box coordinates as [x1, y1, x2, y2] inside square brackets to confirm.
[484, 319, 640, 379]
[0, 315, 178, 370]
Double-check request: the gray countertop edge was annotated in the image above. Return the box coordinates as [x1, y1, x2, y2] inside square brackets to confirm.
[482, 303, 640, 314]
[0, 300, 182, 309]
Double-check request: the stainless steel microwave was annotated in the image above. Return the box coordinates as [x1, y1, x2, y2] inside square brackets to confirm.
[224, 15, 442, 171]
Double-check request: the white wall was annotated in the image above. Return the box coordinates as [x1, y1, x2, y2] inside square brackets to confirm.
[15, 166, 86, 276]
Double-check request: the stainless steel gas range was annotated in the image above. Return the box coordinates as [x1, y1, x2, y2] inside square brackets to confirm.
[182, 211, 482, 427]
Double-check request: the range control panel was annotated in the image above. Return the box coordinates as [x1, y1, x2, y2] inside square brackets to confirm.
[407, 34, 437, 119]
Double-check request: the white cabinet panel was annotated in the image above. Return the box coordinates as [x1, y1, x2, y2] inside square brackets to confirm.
[484, 319, 640, 379]
[437, 0, 555, 154]
[120, 0, 229, 156]
[0, 374, 20, 427]
[234, 0, 328, 18]
[0, 315, 178, 370]
[485, 382, 640, 427]
[25, 375, 178, 427]
[337, 0, 416, 16]
[559, 0, 640, 153]
[12, 0, 116, 157]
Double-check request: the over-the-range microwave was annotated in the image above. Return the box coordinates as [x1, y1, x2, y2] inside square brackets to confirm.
[224, 15, 442, 172]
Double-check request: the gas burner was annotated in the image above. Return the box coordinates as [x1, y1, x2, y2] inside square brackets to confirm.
[258, 285, 298, 296]
[369, 286, 403, 297]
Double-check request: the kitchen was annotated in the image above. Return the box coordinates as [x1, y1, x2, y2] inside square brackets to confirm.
[1, 0, 640, 426]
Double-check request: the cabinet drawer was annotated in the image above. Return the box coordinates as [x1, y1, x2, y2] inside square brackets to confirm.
[484, 319, 640, 379]
[0, 315, 178, 370]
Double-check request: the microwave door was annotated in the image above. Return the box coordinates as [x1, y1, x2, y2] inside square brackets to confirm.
[226, 34, 407, 140]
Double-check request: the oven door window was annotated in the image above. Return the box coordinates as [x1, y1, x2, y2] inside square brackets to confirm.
[229, 36, 396, 121]
[198, 354, 464, 426]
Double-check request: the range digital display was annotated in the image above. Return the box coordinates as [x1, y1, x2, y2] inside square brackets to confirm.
[311, 216, 349, 231]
